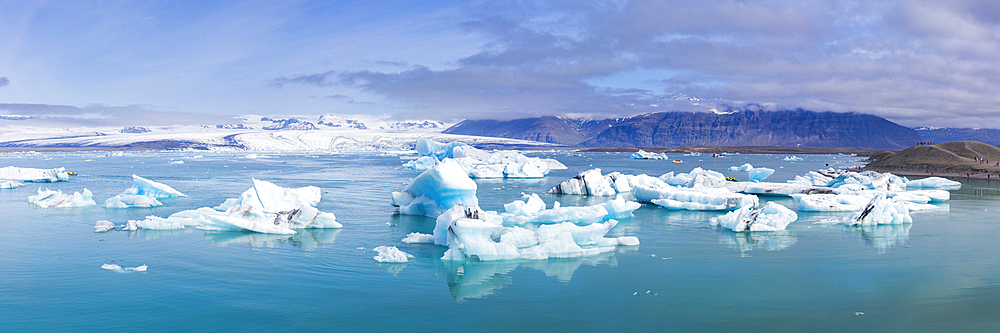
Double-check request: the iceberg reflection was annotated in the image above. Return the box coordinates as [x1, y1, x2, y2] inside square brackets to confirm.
[718, 230, 797, 253]
[852, 223, 910, 253]
[436, 251, 617, 301]
[202, 228, 340, 250]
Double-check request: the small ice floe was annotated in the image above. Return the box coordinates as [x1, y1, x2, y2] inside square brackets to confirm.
[634, 185, 758, 211]
[0, 166, 69, 182]
[169, 160, 184, 165]
[101, 264, 147, 272]
[783, 156, 803, 161]
[500, 193, 640, 225]
[904, 176, 961, 189]
[631, 150, 668, 160]
[401, 232, 434, 244]
[727, 163, 774, 182]
[373, 246, 414, 263]
[391, 159, 479, 217]
[1, 180, 24, 189]
[28, 188, 97, 208]
[95, 220, 116, 232]
[710, 202, 798, 232]
[547, 168, 617, 196]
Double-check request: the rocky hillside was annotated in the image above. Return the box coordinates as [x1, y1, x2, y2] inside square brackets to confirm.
[865, 141, 1000, 177]
[445, 110, 920, 149]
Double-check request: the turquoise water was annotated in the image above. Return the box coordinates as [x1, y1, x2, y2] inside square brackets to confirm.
[2, 151, 999, 332]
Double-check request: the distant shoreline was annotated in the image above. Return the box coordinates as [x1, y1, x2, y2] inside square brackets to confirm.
[578, 145, 892, 156]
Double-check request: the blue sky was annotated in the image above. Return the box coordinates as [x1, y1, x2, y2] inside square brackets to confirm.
[2, 0, 1000, 128]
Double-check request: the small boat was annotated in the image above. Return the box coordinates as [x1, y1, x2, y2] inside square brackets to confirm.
[672, 159, 683, 163]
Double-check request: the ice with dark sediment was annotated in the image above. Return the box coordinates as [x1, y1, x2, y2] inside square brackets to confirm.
[710, 202, 798, 232]
[841, 193, 912, 226]
[631, 150, 668, 160]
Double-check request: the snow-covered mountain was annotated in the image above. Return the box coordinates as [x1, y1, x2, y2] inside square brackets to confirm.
[0, 114, 554, 152]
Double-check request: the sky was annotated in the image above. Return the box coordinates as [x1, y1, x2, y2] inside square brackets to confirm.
[1, 0, 999, 128]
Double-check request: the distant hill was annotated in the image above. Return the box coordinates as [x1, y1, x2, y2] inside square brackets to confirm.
[865, 141, 1000, 177]
[445, 110, 921, 149]
[914, 127, 1000, 146]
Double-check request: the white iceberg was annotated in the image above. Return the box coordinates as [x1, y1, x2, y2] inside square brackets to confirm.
[101, 264, 147, 272]
[104, 175, 186, 208]
[373, 246, 414, 263]
[95, 220, 116, 232]
[105, 195, 162, 209]
[546, 168, 617, 196]
[123, 179, 341, 233]
[0, 166, 69, 182]
[787, 168, 845, 186]
[748, 167, 775, 183]
[391, 159, 479, 217]
[631, 150, 667, 160]
[842, 193, 912, 226]
[634, 185, 758, 211]
[28, 188, 97, 208]
[794, 193, 871, 212]
[401, 232, 435, 244]
[1, 180, 24, 189]
[905, 177, 961, 189]
[409, 139, 561, 178]
[724, 182, 835, 197]
[710, 202, 798, 232]
[783, 156, 803, 161]
[403, 156, 438, 171]
[501, 193, 641, 225]
[729, 163, 755, 172]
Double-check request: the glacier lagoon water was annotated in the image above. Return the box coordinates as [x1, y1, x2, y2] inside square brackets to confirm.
[2, 151, 1000, 332]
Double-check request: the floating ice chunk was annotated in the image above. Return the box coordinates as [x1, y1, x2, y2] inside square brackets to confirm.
[826, 171, 905, 191]
[1, 180, 24, 189]
[710, 202, 798, 232]
[403, 156, 438, 171]
[169, 160, 184, 164]
[441, 217, 521, 261]
[392, 159, 479, 217]
[401, 232, 435, 244]
[748, 167, 774, 183]
[104, 195, 163, 208]
[0, 166, 69, 182]
[631, 150, 667, 160]
[416, 139, 468, 160]
[501, 194, 640, 225]
[101, 264, 147, 272]
[28, 188, 97, 208]
[842, 193, 912, 226]
[634, 185, 758, 211]
[788, 168, 844, 186]
[240, 178, 320, 213]
[119, 175, 186, 198]
[126, 216, 189, 230]
[724, 182, 835, 197]
[547, 168, 616, 196]
[373, 246, 414, 263]
[794, 193, 870, 211]
[95, 220, 116, 232]
[541, 158, 568, 170]
[783, 156, 803, 161]
[729, 163, 754, 172]
[905, 177, 961, 189]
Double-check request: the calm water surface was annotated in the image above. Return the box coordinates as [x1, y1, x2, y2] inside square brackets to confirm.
[1, 151, 999, 332]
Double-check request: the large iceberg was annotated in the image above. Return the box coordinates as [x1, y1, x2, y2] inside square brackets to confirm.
[727, 163, 774, 182]
[0, 166, 70, 182]
[842, 193, 912, 226]
[710, 202, 798, 232]
[28, 188, 97, 208]
[105, 175, 186, 208]
[500, 193, 641, 225]
[391, 159, 479, 217]
[546, 168, 617, 196]
[122, 179, 341, 233]
[432, 205, 638, 261]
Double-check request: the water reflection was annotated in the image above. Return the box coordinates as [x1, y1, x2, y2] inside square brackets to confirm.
[851, 223, 910, 253]
[718, 230, 797, 254]
[435, 251, 619, 301]
[202, 228, 340, 250]
[125, 228, 194, 240]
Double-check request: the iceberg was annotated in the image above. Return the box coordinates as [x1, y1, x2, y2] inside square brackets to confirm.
[104, 195, 162, 209]
[905, 177, 961, 189]
[0, 166, 70, 182]
[634, 185, 758, 211]
[501, 193, 641, 225]
[401, 232, 435, 244]
[373, 246, 414, 263]
[28, 188, 97, 208]
[724, 182, 835, 197]
[408, 139, 562, 178]
[431, 205, 637, 261]
[101, 264, 147, 272]
[729, 163, 755, 172]
[710, 202, 798, 232]
[794, 193, 871, 212]
[631, 150, 668, 160]
[403, 156, 438, 171]
[727, 163, 773, 182]
[783, 156, 803, 161]
[1, 180, 24, 189]
[104, 175, 186, 208]
[416, 139, 468, 160]
[95, 220, 116, 232]
[122, 179, 341, 233]
[546, 168, 616, 196]
[842, 193, 912, 226]
[787, 168, 845, 187]
[391, 159, 479, 217]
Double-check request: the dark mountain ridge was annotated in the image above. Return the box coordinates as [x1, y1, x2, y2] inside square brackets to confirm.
[444, 110, 921, 149]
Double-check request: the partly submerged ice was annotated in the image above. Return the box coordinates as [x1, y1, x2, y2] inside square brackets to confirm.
[710, 202, 798, 232]
[406, 139, 565, 178]
[28, 188, 97, 208]
[101, 264, 147, 272]
[373, 246, 414, 263]
[905, 177, 961, 189]
[501, 193, 641, 225]
[631, 150, 668, 160]
[104, 175, 186, 208]
[842, 193, 912, 226]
